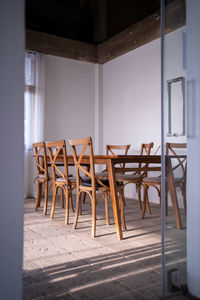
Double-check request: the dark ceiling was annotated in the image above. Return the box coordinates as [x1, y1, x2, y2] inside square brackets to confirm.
[26, 0, 162, 44]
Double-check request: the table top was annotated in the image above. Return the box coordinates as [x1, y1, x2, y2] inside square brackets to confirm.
[56, 154, 186, 167]
[59, 154, 162, 163]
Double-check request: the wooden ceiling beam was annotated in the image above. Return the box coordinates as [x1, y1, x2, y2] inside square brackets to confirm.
[98, 0, 185, 64]
[97, 12, 160, 64]
[26, 0, 185, 64]
[26, 29, 97, 63]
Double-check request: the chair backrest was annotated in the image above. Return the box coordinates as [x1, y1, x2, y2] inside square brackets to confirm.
[138, 142, 154, 176]
[32, 141, 48, 179]
[69, 137, 109, 191]
[46, 140, 69, 185]
[139, 142, 154, 155]
[106, 144, 131, 170]
[166, 142, 187, 179]
[106, 144, 130, 156]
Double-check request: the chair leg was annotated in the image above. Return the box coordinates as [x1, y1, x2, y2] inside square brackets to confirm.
[146, 187, 151, 215]
[69, 190, 74, 212]
[73, 192, 81, 229]
[35, 181, 42, 210]
[123, 184, 126, 206]
[181, 186, 187, 216]
[91, 193, 96, 238]
[48, 182, 53, 192]
[142, 184, 148, 218]
[79, 193, 82, 215]
[50, 185, 58, 219]
[43, 181, 48, 215]
[39, 182, 43, 207]
[60, 188, 64, 208]
[138, 184, 142, 209]
[165, 185, 168, 216]
[119, 189, 127, 231]
[65, 189, 69, 225]
[104, 192, 110, 225]
[82, 192, 86, 203]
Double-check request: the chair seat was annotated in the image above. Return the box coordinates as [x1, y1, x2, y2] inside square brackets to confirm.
[143, 176, 161, 184]
[96, 173, 142, 182]
[38, 174, 45, 179]
[143, 176, 183, 184]
[95, 172, 108, 178]
[56, 177, 76, 183]
[38, 174, 51, 182]
[82, 178, 123, 188]
[38, 174, 53, 180]
[82, 179, 109, 188]
[116, 174, 141, 181]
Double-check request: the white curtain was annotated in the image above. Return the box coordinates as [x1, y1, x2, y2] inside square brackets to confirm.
[24, 52, 46, 197]
[34, 53, 46, 142]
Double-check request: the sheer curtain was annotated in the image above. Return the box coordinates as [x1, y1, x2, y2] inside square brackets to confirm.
[24, 52, 46, 197]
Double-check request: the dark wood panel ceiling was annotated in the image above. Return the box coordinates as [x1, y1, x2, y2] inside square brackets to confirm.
[26, 0, 162, 44]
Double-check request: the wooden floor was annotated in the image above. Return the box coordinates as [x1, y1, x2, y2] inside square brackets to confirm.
[23, 195, 187, 300]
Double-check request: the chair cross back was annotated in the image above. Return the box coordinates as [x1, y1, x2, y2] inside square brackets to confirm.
[69, 137, 127, 236]
[136, 142, 154, 176]
[32, 141, 51, 215]
[46, 140, 75, 224]
[142, 142, 187, 220]
[46, 140, 70, 186]
[106, 144, 130, 156]
[69, 137, 109, 190]
[106, 144, 131, 170]
[166, 142, 187, 179]
[32, 141, 47, 178]
[141, 142, 154, 155]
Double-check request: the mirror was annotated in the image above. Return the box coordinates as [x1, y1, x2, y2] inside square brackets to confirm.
[167, 77, 186, 136]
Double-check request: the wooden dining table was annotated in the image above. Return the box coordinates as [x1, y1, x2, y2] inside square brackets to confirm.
[55, 154, 184, 240]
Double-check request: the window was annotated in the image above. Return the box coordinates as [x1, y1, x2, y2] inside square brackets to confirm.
[24, 52, 36, 150]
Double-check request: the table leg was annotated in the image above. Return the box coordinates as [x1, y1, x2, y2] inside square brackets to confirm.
[166, 158, 182, 229]
[107, 159, 123, 240]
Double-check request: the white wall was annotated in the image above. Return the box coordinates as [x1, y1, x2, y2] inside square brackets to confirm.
[0, 1, 24, 299]
[102, 27, 187, 203]
[103, 39, 161, 150]
[165, 27, 187, 208]
[103, 39, 161, 200]
[44, 56, 96, 145]
[165, 26, 187, 144]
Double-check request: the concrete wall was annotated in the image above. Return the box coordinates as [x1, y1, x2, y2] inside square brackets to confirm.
[0, 1, 24, 299]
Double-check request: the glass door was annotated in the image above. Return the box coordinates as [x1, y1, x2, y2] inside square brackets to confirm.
[161, 0, 187, 296]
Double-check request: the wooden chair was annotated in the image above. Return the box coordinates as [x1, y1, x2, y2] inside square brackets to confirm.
[96, 144, 131, 178]
[116, 142, 154, 209]
[142, 142, 187, 218]
[46, 140, 76, 224]
[32, 141, 51, 215]
[106, 144, 130, 156]
[69, 137, 126, 238]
